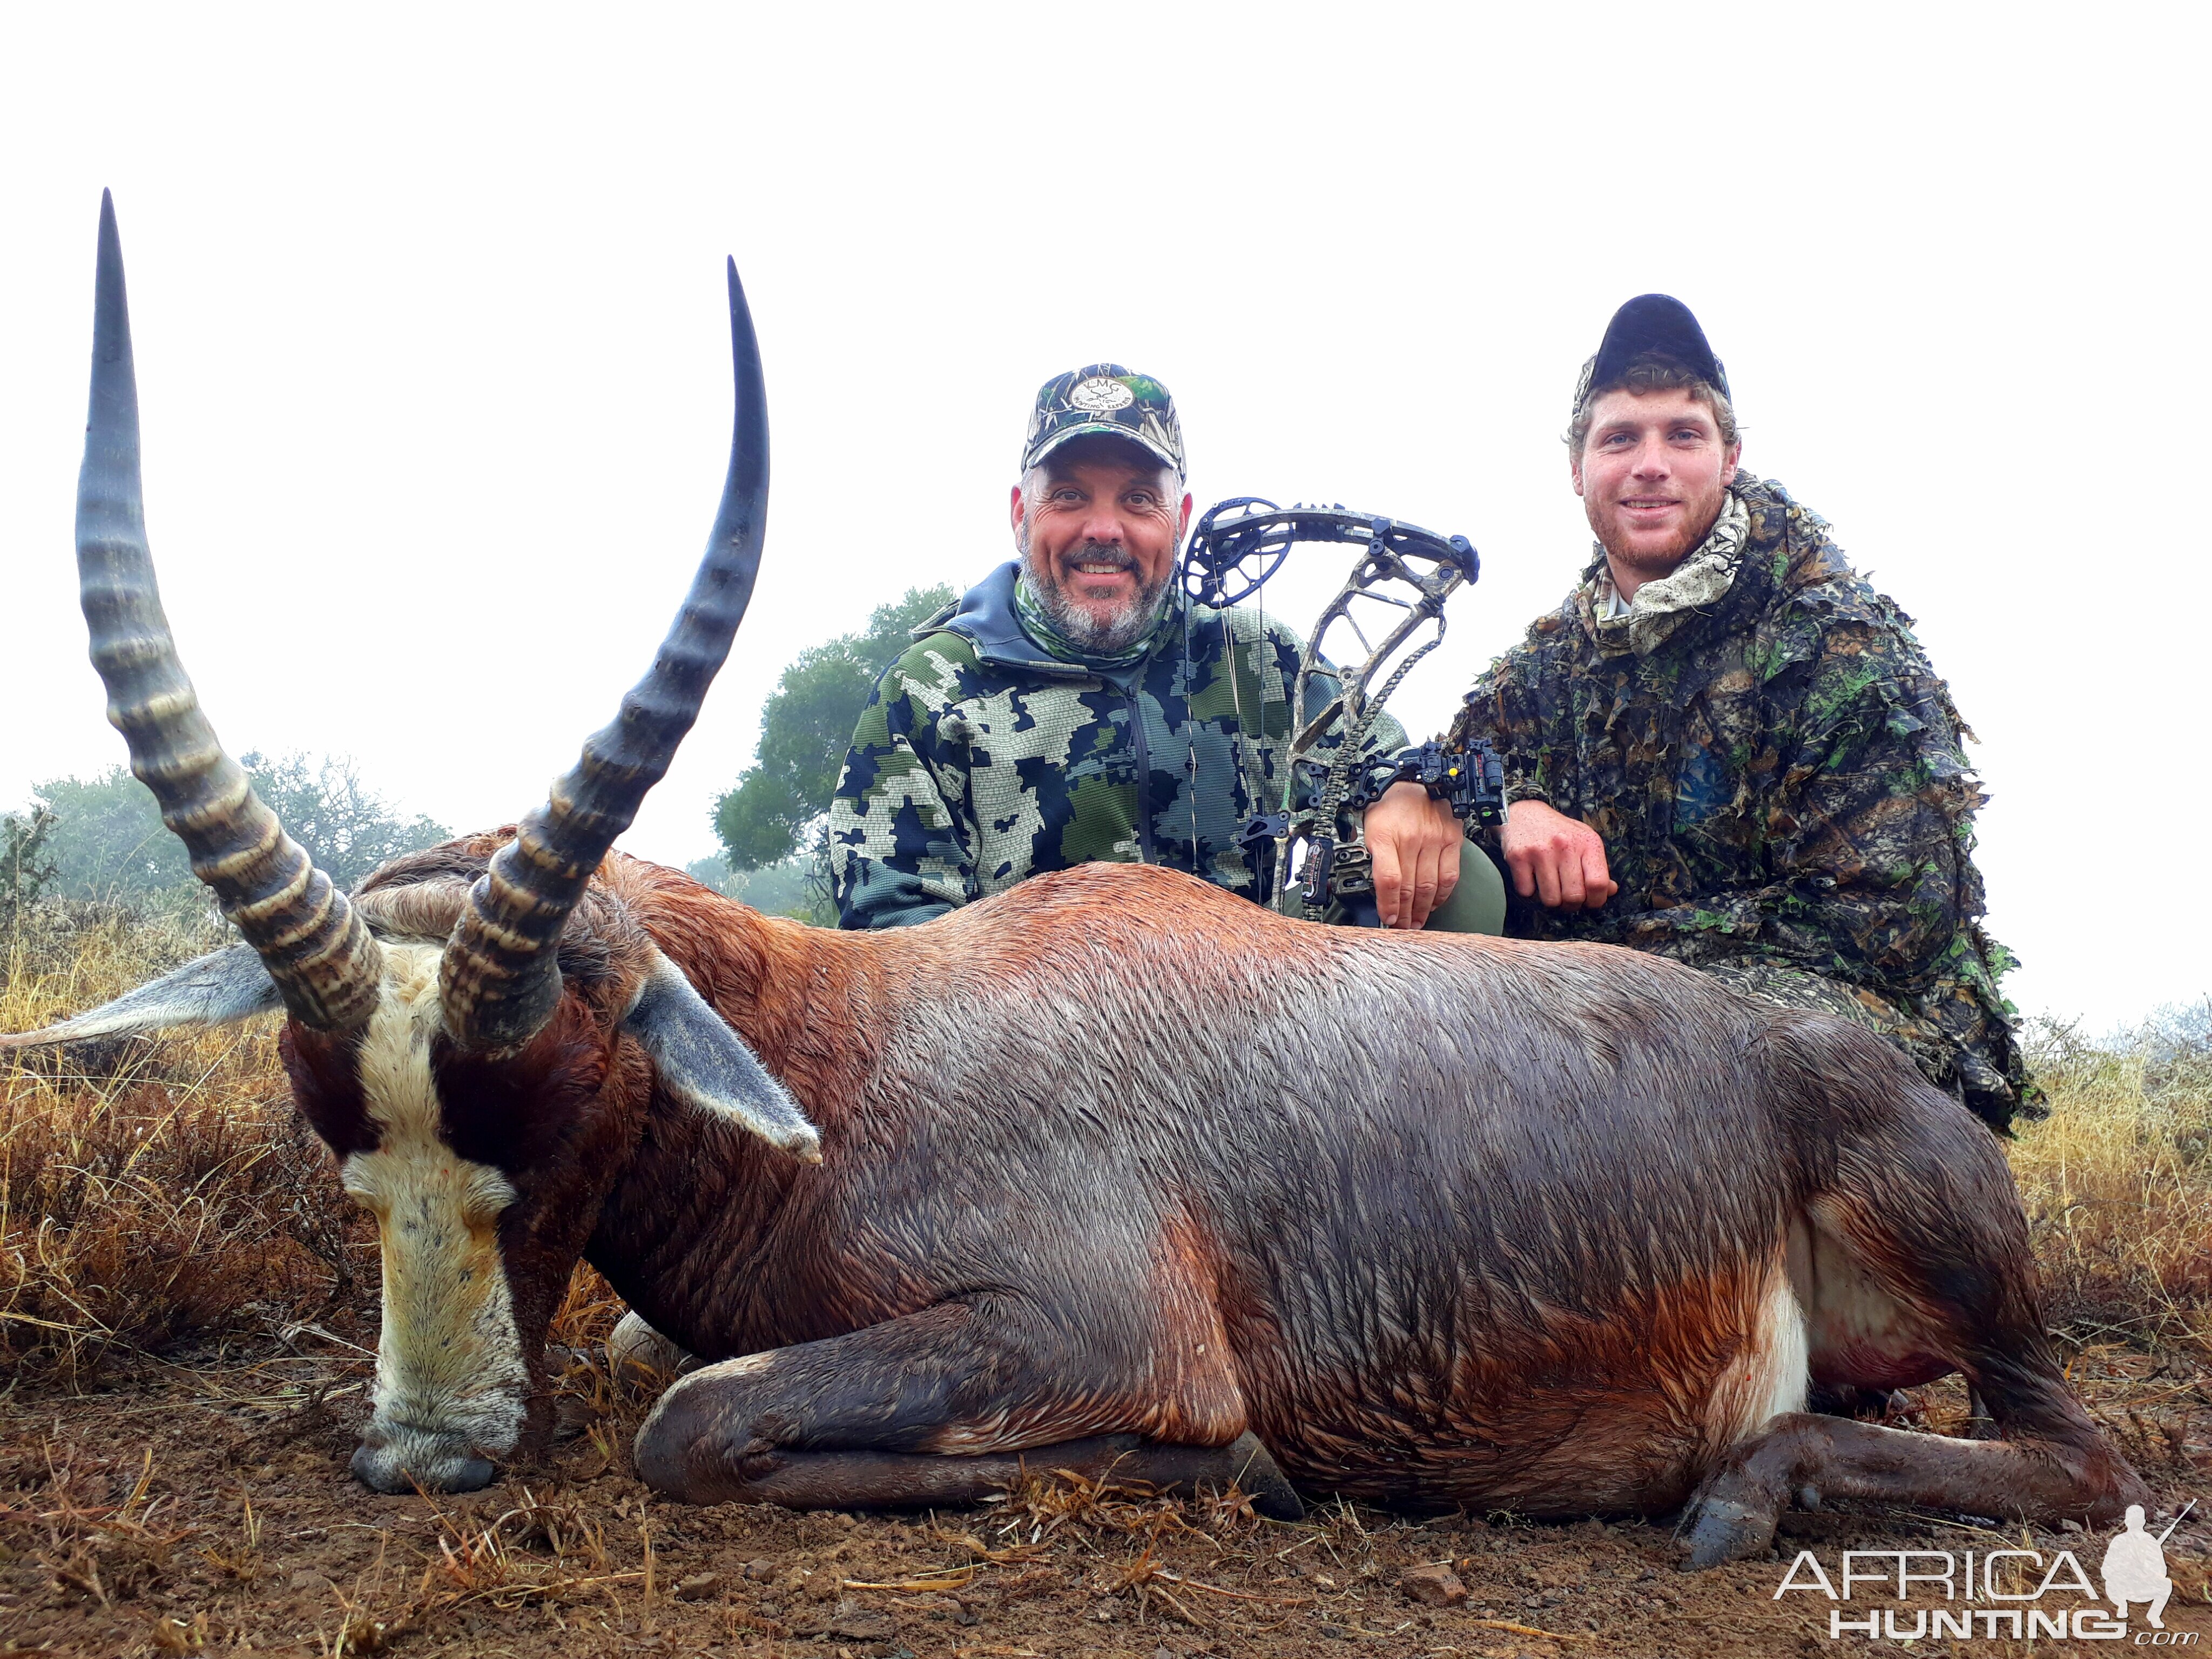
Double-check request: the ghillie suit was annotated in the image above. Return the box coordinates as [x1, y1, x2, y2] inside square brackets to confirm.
[1451, 476, 2032, 1129]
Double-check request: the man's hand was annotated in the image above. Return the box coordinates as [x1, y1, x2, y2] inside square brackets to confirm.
[1500, 799, 1616, 911]
[1364, 783, 1462, 929]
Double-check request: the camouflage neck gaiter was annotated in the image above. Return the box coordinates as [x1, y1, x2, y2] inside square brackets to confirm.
[1014, 570, 1177, 669]
[1583, 489, 1752, 659]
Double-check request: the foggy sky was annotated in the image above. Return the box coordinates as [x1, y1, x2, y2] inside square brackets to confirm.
[1, 6, 2202, 1029]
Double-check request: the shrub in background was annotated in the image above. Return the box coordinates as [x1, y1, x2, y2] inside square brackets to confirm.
[24, 753, 451, 905]
[711, 583, 956, 922]
[1, 806, 59, 937]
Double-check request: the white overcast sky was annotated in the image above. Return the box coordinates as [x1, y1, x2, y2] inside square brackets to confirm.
[1, 6, 2203, 1030]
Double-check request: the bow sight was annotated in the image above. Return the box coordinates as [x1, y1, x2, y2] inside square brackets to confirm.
[1177, 498, 1505, 921]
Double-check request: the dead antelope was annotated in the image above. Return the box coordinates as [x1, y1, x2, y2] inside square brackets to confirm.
[5, 197, 2144, 1567]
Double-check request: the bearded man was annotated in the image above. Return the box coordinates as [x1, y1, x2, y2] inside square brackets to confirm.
[1448, 297, 2034, 1130]
[830, 363, 1494, 933]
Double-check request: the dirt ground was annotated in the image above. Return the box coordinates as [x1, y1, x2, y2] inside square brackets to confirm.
[4, 1330, 2206, 1659]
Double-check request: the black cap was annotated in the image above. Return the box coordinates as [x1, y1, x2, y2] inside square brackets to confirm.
[1572, 294, 1729, 415]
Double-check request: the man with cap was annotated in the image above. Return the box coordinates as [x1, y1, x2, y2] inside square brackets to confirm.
[827, 363, 1499, 933]
[1447, 298, 2034, 1130]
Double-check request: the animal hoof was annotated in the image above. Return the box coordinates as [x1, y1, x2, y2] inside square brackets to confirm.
[609, 1310, 695, 1381]
[1225, 1431, 1305, 1522]
[1250, 1482, 1306, 1523]
[1680, 1495, 1776, 1569]
[1247, 1478, 1292, 1530]
[631, 1398, 690, 1497]
[450, 1454, 497, 1491]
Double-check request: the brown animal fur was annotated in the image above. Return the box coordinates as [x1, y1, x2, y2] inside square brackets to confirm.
[249, 831, 2144, 1564]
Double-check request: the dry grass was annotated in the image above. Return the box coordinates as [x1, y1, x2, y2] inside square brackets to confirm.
[1, 899, 381, 1388]
[5, 1441, 197, 1616]
[5, 1436, 664, 1657]
[293, 1483, 655, 1655]
[4, 896, 2210, 1404]
[2009, 1004, 2212, 1357]
[0, 909, 2206, 1659]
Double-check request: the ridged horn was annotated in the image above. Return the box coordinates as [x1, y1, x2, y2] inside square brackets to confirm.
[76, 191, 384, 1030]
[438, 257, 769, 1051]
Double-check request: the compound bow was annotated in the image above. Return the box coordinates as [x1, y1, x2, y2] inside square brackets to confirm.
[1178, 497, 1505, 921]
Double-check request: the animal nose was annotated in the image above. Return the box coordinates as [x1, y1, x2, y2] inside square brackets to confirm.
[449, 1454, 498, 1491]
[349, 1439, 497, 1494]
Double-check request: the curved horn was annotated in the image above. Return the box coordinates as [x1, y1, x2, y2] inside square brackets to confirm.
[76, 192, 383, 1030]
[438, 258, 768, 1051]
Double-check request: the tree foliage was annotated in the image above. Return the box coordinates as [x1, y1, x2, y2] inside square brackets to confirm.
[1, 806, 60, 936]
[712, 585, 956, 872]
[30, 768, 193, 899]
[26, 754, 451, 901]
[685, 849, 832, 925]
[238, 752, 455, 893]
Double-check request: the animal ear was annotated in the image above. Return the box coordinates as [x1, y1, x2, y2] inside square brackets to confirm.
[623, 954, 822, 1164]
[0, 943, 283, 1049]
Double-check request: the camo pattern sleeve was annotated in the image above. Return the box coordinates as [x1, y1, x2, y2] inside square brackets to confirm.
[1454, 608, 1581, 811]
[827, 636, 981, 930]
[830, 598, 1408, 930]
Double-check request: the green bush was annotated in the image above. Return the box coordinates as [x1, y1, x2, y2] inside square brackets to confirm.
[712, 584, 956, 879]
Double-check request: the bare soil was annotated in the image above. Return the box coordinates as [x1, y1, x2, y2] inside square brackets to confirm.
[5, 1333, 2206, 1659]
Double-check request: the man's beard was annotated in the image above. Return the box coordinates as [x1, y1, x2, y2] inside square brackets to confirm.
[1022, 538, 1171, 656]
[1587, 482, 1730, 581]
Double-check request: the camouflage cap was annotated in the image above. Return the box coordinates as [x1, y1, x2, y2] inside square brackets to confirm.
[1022, 364, 1185, 478]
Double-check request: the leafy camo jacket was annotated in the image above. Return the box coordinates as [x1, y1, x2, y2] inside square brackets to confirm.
[1448, 475, 2035, 1130]
[829, 562, 1405, 930]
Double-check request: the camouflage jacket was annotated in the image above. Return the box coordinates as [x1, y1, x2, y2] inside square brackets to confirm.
[1449, 476, 2035, 1130]
[830, 562, 1406, 929]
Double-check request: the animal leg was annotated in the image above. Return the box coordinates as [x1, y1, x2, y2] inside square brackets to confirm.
[1688, 1017, 2151, 1568]
[631, 1297, 1300, 1519]
[607, 1310, 696, 1381]
[1679, 1381, 2143, 1569]
[1686, 1202, 2147, 1567]
[638, 1429, 1299, 1517]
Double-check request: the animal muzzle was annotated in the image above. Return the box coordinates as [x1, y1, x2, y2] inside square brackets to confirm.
[349, 1423, 500, 1494]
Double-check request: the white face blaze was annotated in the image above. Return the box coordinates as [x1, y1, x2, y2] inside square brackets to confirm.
[341, 942, 530, 1483]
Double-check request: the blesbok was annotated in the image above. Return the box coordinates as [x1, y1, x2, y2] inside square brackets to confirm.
[6, 198, 2144, 1568]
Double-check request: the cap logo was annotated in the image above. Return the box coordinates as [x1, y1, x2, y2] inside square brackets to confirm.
[1069, 375, 1135, 413]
